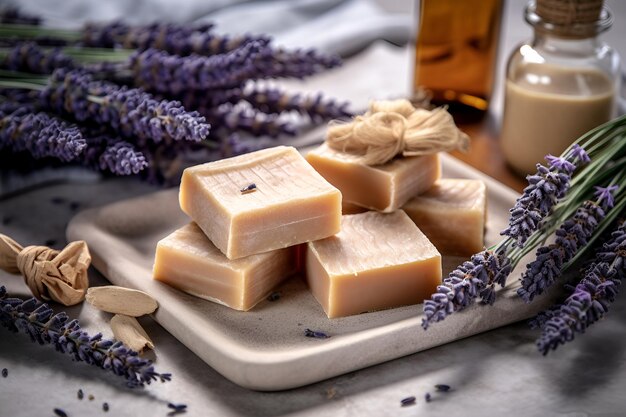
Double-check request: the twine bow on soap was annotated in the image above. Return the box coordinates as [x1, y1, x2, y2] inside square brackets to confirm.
[326, 99, 470, 165]
[0, 234, 91, 306]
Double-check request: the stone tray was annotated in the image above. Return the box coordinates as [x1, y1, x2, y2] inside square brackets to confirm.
[66, 153, 560, 391]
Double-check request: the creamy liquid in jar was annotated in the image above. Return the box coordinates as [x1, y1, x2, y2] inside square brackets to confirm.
[501, 63, 614, 175]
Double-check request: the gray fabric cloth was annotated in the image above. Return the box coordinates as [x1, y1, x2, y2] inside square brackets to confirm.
[13, 0, 413, 56]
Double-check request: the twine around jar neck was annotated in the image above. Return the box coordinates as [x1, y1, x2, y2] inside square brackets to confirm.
[526, 0, 613, 39]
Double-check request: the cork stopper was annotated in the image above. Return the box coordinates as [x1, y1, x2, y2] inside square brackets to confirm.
[536, 0, 603, 25]
[529, 0, 610, 38]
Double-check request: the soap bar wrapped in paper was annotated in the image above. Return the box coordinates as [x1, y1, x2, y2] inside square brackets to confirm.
[179, 146, 342, 259]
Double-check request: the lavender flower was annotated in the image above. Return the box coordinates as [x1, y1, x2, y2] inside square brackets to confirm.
[594, 185, 619, 209]
[41, 69, 210, 144]
[530, 221, 626, 354]
[80, 133, 147, 176]
[501, 150, 588, 247]
[3, 42, 75, 74]
[518, 200, 607, 302]
[0, 110, 85, 161]
[130, 41, 341, 95]
[129, 43, 266, 94]
[422, 249, 512, 329]
[0, 286, 171, 387]
[234, 86, 352, 122]
[81, 21, 267, 57]
[206, 104, 297, 138]
[252, 47, 342, 79]
[98, 140, 148, 175]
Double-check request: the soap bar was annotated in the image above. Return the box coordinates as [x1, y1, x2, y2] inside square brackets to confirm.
[306, 211, 441, 318]
[402, 179, 487, 256]
[306, 143, 440, 212]
[153, 223, 297, 311]
[180, 146, 342, 259]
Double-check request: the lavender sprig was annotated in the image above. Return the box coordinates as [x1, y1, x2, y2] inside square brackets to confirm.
[129, 43, 265, 94]
[517, 200, 608, 303]
[2, 42, 75, 74]
[81, 21, 269, 57]
[0, 286, 171, 387]
[41, 69, 210, 144]
[530, 221, 626, 354]
[205, 104, 297, 138]
[0, 110, 85, 161]
[501, 148, 588, 247]
[227, 86, 353, 122]
[422, 249, 512, 329]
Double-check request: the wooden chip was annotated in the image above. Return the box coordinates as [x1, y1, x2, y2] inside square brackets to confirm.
[110, 314, 154, 353]
[86, 286, 157, 316]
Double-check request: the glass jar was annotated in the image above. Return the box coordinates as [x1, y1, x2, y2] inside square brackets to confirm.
[500, 0, 621, 175]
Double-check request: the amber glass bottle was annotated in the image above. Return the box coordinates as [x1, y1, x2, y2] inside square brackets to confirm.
[413, 0, 503, 122]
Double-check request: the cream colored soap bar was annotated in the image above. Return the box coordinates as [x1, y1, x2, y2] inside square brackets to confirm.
[402, 179, 486, 256]
[306, 143, 440, 212]
[306, 211, 442, 318]
[180, 146, 342, 259]
[153, 223, 296, 311]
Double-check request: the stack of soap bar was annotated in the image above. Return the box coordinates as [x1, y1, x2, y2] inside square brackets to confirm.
[306, 143, 440, 212]
[306, 211, 441, 318]
[180, 146, 342, 259]
[153, 223, 297, 311]
[402, 179, 487, 256]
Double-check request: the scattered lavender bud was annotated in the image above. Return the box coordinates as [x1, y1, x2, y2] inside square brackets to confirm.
[103, 402, 109, 412]
[69, 202, 80, 211]
[266, 291, 280, 302]
[77, 389, 83, 400]
[304, 329, 330, 339]
[1, 216, 12, 225]
[50, 197, 66, 205]
[435, 384, 451, 392]
[240, 183, 257, 194]
[53, 408, 68, 417]
[400, 396, 416, 407]
[1, 368, 7, 377]
[45, 239, 57, 247]
[167, 403, 187, 412]
[425, 392, 431, 402]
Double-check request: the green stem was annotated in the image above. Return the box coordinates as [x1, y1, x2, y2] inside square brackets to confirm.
[0, 80, 45, 90]
[0, 23, 80, 41]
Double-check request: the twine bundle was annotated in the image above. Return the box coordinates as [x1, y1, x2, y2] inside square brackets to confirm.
[326, 99, 469, 166]
[0, 234, 91, 306]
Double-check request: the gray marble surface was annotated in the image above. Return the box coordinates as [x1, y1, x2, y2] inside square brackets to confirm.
[2, 1, 626, 416]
